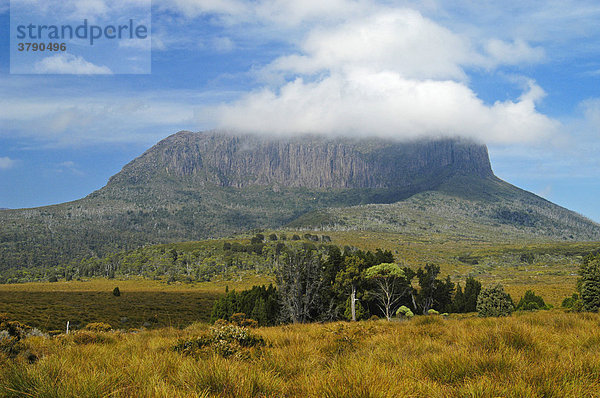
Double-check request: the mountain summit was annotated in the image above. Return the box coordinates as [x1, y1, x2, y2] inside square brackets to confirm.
[1, 131, 598, 270]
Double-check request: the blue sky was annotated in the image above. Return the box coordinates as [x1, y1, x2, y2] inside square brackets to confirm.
[0, 0, 599, 222]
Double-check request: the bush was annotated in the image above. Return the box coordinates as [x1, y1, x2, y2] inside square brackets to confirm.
[112, 287, 121, 297]
[562, 293, 583, 312]
[477, 284, 514, 317]
[427, 309, 440, 315]
[174, 322, 265, 359]
[516, 290, 548, 311]
[396, 306, 414, 319]
[84, 322, 112, 332]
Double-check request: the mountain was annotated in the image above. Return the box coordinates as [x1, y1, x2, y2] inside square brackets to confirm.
[0, 130, 599, 271]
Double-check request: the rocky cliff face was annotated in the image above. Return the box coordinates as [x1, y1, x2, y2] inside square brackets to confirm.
[109, 131, 493, 190]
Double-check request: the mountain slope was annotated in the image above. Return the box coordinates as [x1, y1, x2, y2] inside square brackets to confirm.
[0, 130, 598, 271]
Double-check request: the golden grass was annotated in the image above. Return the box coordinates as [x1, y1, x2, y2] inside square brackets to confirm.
[2, 311, 600, 397]
[0, 275, 272, 332]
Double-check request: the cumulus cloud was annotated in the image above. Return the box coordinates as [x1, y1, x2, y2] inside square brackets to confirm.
[34, 54, 113, 75]
[201, 8, 558, 144]
[0, 157, 16, 170]
[211, 70, 558, 144]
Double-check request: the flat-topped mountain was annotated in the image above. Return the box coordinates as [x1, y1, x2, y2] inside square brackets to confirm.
[0, 130, 599, 271]
[108, 131, 492, 189]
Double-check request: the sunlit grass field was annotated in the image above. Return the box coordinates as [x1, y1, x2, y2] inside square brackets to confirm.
[2, 311, 600, 397]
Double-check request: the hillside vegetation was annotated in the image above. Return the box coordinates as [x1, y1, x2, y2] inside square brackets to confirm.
[1, 131, 598, 272]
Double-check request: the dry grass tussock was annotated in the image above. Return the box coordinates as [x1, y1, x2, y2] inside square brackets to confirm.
[1, 310, 600, 397]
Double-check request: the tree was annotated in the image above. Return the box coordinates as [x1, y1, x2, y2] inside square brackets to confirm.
[334, 255, 366, 321]
[453, 283, 465, 312]
[275, 246, 325, 323]
[416, 264, 454, 314]
[365, 263, 406, 321]
[580, 254, 600, 312]
[463, 277, 482, 313]
[476, 284, 513, 317]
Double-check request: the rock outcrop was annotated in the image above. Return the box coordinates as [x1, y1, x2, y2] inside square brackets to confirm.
[109, 131, 493, 190]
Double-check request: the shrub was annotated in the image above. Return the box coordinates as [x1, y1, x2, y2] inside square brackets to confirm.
[84, 322, 112, 332]
[112, 287, 121, 297]
[427, 309, 440, 315]
[396, 306, 414, 319]
[477, 284, 514, 317]
[562, 293, 583, 312]
[174, 323, 265, 359]
[516, 290, 548, 311]
[71, 331, 115, 345]
[230, 313, 259, 328]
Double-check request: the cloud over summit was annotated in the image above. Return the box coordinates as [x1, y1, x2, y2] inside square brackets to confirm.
[206, 7, 555, 144]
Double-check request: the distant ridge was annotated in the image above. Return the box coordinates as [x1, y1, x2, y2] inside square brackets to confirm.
[0, 130, 599, 271]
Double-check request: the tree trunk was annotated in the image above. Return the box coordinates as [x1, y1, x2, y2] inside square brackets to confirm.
[351, 284, 357, 321]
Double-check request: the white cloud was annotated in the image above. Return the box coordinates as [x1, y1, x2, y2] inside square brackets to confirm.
[200, 8, 559, 144]
[484, 39, 545, 66]
[0, 157, 16, 170]
[34, 54, 113, 75]
[210, 70, 558, 144]
[268, 10, 476, 81]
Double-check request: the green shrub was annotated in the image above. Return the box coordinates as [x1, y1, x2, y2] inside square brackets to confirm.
[112, 287, 121, 297]
[477, 284, 514, 317]
[396, 306, 414, 319]
[427, 309, 440, 315]
[516, 290, 548, 311]
[174, 323, 265, 359]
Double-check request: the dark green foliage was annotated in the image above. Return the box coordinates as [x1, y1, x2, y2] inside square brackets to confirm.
[48, 275, 58, 283]
[343, 297, 368, 321]
[112, 287, 121, 297]
[268, 234, 278, 241]
[520, 253, 535, 264]
[416, 264, 455, 314]
[453, 277, 482, 313]
[561, 293, 582, 311]
[580, 254, 600, 312]
[250, 234, 265, 244]
[516, 290, 548, 311]
[477, 284, 514, 317]
[211, 285, 280, 326]
[291, 234, 301, 241]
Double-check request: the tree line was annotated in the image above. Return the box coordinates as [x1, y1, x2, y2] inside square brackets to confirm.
[211, 243, 484, 324]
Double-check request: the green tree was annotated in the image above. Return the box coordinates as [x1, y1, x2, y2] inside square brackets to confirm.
[580, 254, 600, 312]
[416, 264, 454, 314]
[365, 263, 406, 321]
[334, 255, 366, 321]
[463, 277, 482, 313]
[476, 284, 514, 317]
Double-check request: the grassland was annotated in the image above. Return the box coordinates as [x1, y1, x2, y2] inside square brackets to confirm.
[1, 231, 597, 331]
[2, 311, 600, 397]
[0, 276, 270, 332]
